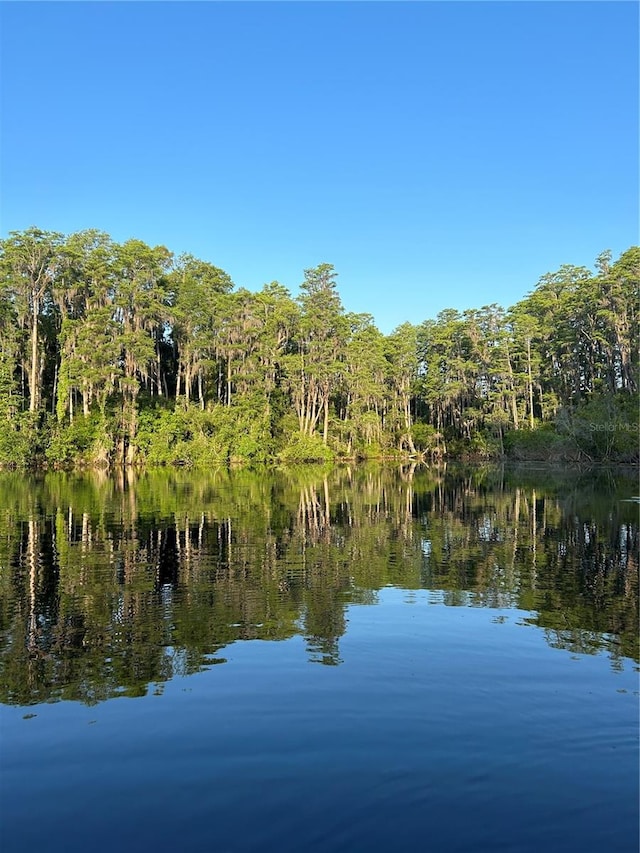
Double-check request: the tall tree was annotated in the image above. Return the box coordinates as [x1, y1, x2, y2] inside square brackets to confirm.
[0, 228, 64, 413]
[170, 253, 233, 406]
[54, 230, 118, 421]
[386, 323, 419, 453]
[290, 264, 346, 444]
[112, 239, 172, 462]
[342, 313, 388, 452]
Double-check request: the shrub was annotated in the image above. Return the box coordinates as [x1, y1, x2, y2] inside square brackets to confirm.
[0, 411, 38, 467]
[46, 414, 113, 467]
[556, 394, 639, 462]
[503, 423, 571, 461]
[278, 432, 335, 463]
[135, 407, 225, 467]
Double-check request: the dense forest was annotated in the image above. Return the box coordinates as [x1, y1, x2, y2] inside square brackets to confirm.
[0, 227, 637, 467]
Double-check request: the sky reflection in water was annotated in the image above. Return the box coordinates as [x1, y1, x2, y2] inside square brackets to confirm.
[1, 465, 638, 852]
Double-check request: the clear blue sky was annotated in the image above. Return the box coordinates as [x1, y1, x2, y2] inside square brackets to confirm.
[1, 1, 637, 333]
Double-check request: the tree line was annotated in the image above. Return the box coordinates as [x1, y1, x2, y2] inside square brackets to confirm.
[0, 227, 637, 466]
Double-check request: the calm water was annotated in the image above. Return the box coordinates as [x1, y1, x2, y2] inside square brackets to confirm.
[0, 465, 638, 852]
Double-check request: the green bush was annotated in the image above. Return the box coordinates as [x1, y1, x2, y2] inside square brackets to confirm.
[410, 421, 451, 456]
[133, 401, 276, 467]
[46, 414, 113, 467]
[0, 411, 39, 467]
[278, 432, 335, 463]
[135, 407, 225, 467]
[503, 423, 571, 461]
[556, 394, 639, 462]
[211, 401, 275, 464]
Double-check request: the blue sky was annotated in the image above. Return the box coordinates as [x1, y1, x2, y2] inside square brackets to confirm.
[1, 1, 637, 333]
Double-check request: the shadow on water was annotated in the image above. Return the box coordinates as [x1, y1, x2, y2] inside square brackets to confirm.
[0, 463, 637, 705]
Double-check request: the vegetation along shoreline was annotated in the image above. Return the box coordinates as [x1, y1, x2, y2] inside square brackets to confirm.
[1, 228, 637, 469]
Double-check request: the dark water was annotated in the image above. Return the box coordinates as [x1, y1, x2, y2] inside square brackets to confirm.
[0, 465, 638, 852]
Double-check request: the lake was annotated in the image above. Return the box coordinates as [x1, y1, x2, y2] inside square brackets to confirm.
[0, 464, 638, 852]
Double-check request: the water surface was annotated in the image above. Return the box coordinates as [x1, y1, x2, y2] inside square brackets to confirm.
[1, 465, 638, 852]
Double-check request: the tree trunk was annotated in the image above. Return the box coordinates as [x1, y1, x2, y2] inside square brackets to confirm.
[323, 395, 329, 445]
[156, 344, 163, 397]
[505, 342, 519, 429]
[526, 337, 534, 428]
[29, 296, 39, 412]
[51, 360, 59, 415]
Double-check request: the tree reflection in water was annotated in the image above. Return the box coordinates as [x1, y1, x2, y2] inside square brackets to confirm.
[0, 464, 637, 705]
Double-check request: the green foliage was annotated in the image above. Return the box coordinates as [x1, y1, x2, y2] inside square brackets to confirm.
[503, 424, 571, 461]
[0, 227, 638, 467]
[446, 430, 501, 460]
[556, 393, 639, 462]
[46, 414, 114, 467]
[132, 400, 276, 467]
[210, 400, 275, 464]
[134, 406, 225, 467]
[0, 411, 38, 467]
[279, 431, 336, 463]
[410, 422, 444, 453]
